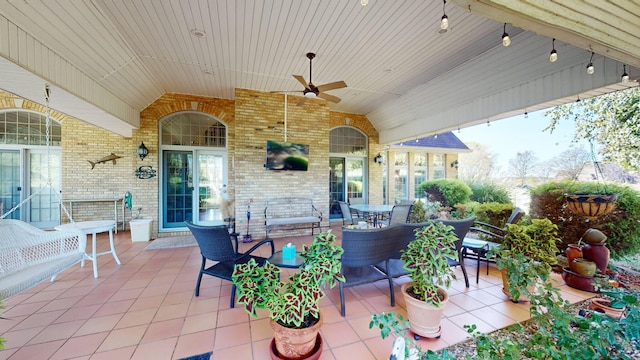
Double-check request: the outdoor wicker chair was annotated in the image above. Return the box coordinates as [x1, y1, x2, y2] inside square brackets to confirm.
[339, 226, 400, 316]
[379, 204, 413, 227]
[185, 221, 274, 307]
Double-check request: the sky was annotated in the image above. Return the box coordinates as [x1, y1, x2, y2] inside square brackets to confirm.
[455, 108, 588, 173]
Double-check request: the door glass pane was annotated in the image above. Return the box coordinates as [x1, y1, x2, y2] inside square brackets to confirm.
[0, 151, 20, 219]
[347, 158, 364, 201]
[329, 158, 345, 219]
[29, 151, 61, 227]
[163, 151, 193, 228]
[197, 152, 224, 225]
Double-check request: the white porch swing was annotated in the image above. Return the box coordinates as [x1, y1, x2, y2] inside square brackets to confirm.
[0, 85, 86, 300]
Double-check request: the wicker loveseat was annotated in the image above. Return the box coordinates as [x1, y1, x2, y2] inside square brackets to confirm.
[0, 219, 86, 300]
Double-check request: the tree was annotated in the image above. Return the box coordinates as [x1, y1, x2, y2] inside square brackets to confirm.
[552, 147, 590, 180]
[545, 87, 640, 170]
[458, 142, 497, 182]
[508, 150, 537, 185]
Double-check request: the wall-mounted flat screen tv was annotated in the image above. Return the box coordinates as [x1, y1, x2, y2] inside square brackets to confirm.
[266, 140, 309, 171]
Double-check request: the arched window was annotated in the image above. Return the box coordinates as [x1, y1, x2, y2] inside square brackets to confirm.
[161, 112, 226, 147]
[329, 126, 368, 219]
[0, 110, 61, 145]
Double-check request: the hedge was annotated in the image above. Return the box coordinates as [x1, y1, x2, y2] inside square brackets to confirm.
[529, 181, 640, 258]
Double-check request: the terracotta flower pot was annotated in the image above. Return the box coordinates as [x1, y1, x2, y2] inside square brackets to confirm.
[269, 314, 323, 360]
[590, 298, 626, 319]
[565, 244, 583, 270]
[500, 268, 533, 302]
[401, 282, 448, 339]
[582, 242, 610, 274]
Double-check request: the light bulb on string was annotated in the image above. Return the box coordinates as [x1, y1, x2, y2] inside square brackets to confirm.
[549, 38, 558, 62]
[501, 23, 511, 47]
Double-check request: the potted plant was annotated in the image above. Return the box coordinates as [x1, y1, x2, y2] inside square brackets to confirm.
[232, 230, 344, 360]
[493, 218, 560, 302]
[399, 221, 459, 339]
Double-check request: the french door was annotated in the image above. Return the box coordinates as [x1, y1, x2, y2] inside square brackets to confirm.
[162, 150, 227, 229]
[329, 157, 366, 219]
[0, 149, 61, 228]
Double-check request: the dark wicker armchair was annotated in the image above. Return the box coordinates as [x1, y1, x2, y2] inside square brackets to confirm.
[185, 221, 274, 307]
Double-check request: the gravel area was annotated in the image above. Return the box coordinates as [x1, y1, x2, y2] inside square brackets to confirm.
[440, 261, 640, 359]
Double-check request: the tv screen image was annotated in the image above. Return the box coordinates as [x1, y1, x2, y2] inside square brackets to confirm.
[266, 140, 309, 171]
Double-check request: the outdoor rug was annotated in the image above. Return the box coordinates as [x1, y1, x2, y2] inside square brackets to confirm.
[144, 235, 197, 251]
[178, 352, 212, 360]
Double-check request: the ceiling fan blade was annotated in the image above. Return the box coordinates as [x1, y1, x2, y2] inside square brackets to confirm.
[316, 80, 347, 92]
[296, 97, 308, 106]
[317, 92, 341, 103]
[293, 75, 308, 88]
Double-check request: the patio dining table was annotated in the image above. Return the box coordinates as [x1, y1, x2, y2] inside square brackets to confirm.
[349, 204, 394, 227]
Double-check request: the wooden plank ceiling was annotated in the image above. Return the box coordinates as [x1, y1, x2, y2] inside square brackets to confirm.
[0, 0, 638, 141]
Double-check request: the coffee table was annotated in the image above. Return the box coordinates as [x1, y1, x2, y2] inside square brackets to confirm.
[268, 250, 304, 268]
[55, 220, 121, 278]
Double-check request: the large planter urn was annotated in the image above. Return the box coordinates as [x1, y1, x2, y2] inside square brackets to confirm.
[565, 194, 618, 219]
[589, 298, 626, 319]
[401, 282, 448, 339]
[582, 242, 610, 274]
[269, 314, 323, 360]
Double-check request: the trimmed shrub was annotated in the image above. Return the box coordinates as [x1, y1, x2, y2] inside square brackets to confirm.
[417, 179, 472, 208]
[473, 202, 516, 227]
[529, 181, 640, 258]
[468, 182, 512, 204]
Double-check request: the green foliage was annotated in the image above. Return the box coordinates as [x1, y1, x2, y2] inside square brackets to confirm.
[417, 179, 472, 208]
[347, 180, 362, 193]
[530, 181, 640, 258]
[232, 230, 345, 328]
[498, 218, 560, 265]
[468, 182, 512, 204]
[472, 203, 516, 227]
[545, 87, 640, 170]
[372, 278, 640, 359]
[400, 222, 458, 306]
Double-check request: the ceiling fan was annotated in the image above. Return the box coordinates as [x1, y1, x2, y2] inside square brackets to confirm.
[275, 52, 347, 106]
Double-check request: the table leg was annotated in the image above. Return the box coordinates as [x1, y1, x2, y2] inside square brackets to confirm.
[91, 232, 98, 278]
[109, 228, 121, 265]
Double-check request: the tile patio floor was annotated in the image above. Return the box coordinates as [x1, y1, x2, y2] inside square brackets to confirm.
[0, 224, 594, 360]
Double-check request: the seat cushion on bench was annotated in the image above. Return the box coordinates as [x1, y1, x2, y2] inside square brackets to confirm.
[266, 216, 321, 226]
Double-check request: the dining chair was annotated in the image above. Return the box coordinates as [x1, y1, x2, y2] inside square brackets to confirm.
[338, 201, 367, 225]
[380, 204, 413, 227]
[184, 221, 274, 307]
[461, 208, 524, 283]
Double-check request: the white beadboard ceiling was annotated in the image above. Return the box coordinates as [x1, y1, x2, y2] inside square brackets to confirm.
[0, 0, 638, 141]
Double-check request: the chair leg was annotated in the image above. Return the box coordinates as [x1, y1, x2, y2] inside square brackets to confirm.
[339, 283, 346, 317]
[460, 260, 470, 288]
[230, 284, 236, 308]
[388, 277, 395, 306]
[195, 271, 204, 297]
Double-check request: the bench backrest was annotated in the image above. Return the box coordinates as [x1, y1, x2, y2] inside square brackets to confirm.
[264, 197, 318, 219]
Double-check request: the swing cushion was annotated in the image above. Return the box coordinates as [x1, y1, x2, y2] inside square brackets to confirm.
[0, 219, 86, 300]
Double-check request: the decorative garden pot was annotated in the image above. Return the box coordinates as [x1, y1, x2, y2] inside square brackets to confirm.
[401, 282, 448, 339]
[500, 268, 532, 302]
[565, 244, 583, 270]
[561, 267, 605, 293]
[582, 242, 610, 274]
[269, 314, 323, 360]
[571, 258, 597, 277]
[589, 298, 626, 319]
[565, 194, 618, 219]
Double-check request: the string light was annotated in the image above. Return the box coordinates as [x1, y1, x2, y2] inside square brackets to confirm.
[622, 64, 629, 82]
[501, 23, 511, 47]
[586, 52, 595, 75]
[524, 111, 528, 119]
[487, 121, 491, 127]
[360, 0, 368, 6]
[440, 0, 449, 33]
[549, 38, 558, 62]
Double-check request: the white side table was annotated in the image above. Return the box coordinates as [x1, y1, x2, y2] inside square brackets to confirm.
[55, 220, 121, 278]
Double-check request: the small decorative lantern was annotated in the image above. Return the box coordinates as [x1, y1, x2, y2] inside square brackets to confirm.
[137, 142, 149, 161]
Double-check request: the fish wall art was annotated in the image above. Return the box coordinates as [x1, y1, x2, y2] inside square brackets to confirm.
[88, 153, 122, 169]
